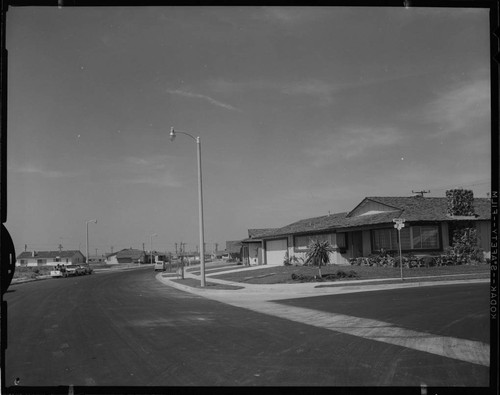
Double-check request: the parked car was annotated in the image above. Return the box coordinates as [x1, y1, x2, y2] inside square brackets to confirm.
[50, 269, 63, 278]
[64, 265, 79, 277]
[154, 261, 165, 271]
[76, 266, 87, 276]
[79, 264, 93, 275]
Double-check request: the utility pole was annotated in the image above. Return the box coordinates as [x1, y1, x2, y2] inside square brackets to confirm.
[175, 243, 178, 255]
[412, 190, 430, 197]
[58, 244, 63, 253]
[215, 243, 218, 253]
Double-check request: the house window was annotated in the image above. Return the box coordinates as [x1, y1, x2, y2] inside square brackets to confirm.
[413, 226, 439, 249]
[372, 229, 398, 250]
[372, 225, 440, 251]
[294, 234, 332, 251]
[36, 259, 47, 264]
[19, 259, 26, 265]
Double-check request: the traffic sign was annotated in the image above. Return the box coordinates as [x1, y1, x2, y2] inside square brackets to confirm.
[393, 218, 405, 230]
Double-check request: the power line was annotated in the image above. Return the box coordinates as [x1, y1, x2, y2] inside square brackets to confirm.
[428, 179, 491, 192]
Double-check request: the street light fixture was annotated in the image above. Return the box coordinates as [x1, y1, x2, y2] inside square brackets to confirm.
[169, 126, 206, 287]
[86, 219, 97, 264]
[150, 233, 158, 266]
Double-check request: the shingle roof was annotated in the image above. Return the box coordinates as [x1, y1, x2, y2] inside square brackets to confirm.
[362, 197, 491, 221]
[263, 212, 349, 239]
[242, 228, 280, 243]
[17, 250, 84, 260]
[248, 229, 278, 238]
[261, 197, 491, 239]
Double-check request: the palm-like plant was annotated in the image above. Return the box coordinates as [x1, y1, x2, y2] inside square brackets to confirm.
[305, 240, 334, 278]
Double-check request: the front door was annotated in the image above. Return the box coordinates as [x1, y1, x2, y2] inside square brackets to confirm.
[351, 231, 363, 258]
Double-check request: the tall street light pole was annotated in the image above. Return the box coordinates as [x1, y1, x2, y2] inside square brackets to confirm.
[150, 233, 157, 266]
[86, 219, 97, 264]
[169, 126, 206, 287]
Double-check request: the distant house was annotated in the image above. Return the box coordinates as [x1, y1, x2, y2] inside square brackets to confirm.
[241, 229, 278, 266]
[114, 248, 146, 264]
[16, 250, 85, 267]
[105, 253, 119, 265]
[258, 195, 491, 266]
[88, 255, 106, 264]
[212, 250, 229, 260]
[226, 240, 243, 261]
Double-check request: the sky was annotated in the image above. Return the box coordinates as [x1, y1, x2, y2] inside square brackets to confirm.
[5, 6, 491, 256]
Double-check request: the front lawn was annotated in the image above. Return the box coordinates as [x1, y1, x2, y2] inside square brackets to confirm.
[13, 266, 53, 279]
[210, 264, 491, 284]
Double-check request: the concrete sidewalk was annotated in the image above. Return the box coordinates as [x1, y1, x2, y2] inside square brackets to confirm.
[157, 263, 490, 300]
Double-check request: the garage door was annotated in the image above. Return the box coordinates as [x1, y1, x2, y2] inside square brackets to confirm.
[265, 239, 287, 266]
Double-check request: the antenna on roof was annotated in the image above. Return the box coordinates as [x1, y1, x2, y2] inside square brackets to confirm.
[412, 190, 430, 197]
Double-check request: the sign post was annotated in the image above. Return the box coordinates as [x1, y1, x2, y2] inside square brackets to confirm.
[393, 219, 405, 280]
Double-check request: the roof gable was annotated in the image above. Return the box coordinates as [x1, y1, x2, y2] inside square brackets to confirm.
[347, 197, 401, 217]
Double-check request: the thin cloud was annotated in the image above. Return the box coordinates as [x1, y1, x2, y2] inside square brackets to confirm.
[208, 72, 435, 106]
[13, 165, 80, 178]
[167, 89, 241, 112]
[118, 155, 183, 188]
[305, 126, 403, 167]
[259, 7, 334, 25]
[424, 78, 489, 137]
[121, 174, 182, 188]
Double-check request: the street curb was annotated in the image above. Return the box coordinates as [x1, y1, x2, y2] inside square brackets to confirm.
[156, 271, 490, 298]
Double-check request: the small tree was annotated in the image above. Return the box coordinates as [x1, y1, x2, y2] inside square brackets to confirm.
[305, 240, 334, 278]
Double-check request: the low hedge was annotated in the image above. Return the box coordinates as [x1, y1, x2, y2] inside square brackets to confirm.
[291, 270, 358, 282]
[349, 249, 486, 268]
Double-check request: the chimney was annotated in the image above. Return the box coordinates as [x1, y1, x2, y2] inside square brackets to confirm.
[32, 250, 36, 257]
[446, 189, 475, 216]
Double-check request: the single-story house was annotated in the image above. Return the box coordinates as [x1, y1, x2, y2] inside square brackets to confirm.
[257, 195, 491, 266]
[241, 228, 278, 266]
[212, 250, 230, 260]
[88, 255, 106, 264]
[16, 250, 86, 267]
[105, 253, 119, 265]
[114, 248, 146, 264]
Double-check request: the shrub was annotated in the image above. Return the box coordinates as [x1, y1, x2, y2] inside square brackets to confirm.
[305, 240, 335, 277]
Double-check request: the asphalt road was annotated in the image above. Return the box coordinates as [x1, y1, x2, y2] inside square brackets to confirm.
[3, 267, 490, 388]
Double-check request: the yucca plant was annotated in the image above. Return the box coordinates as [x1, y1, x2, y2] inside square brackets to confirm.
[305, 240, 334, 278]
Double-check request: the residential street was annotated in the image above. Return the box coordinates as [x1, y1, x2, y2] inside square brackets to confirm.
[3, 266, 490, 388]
